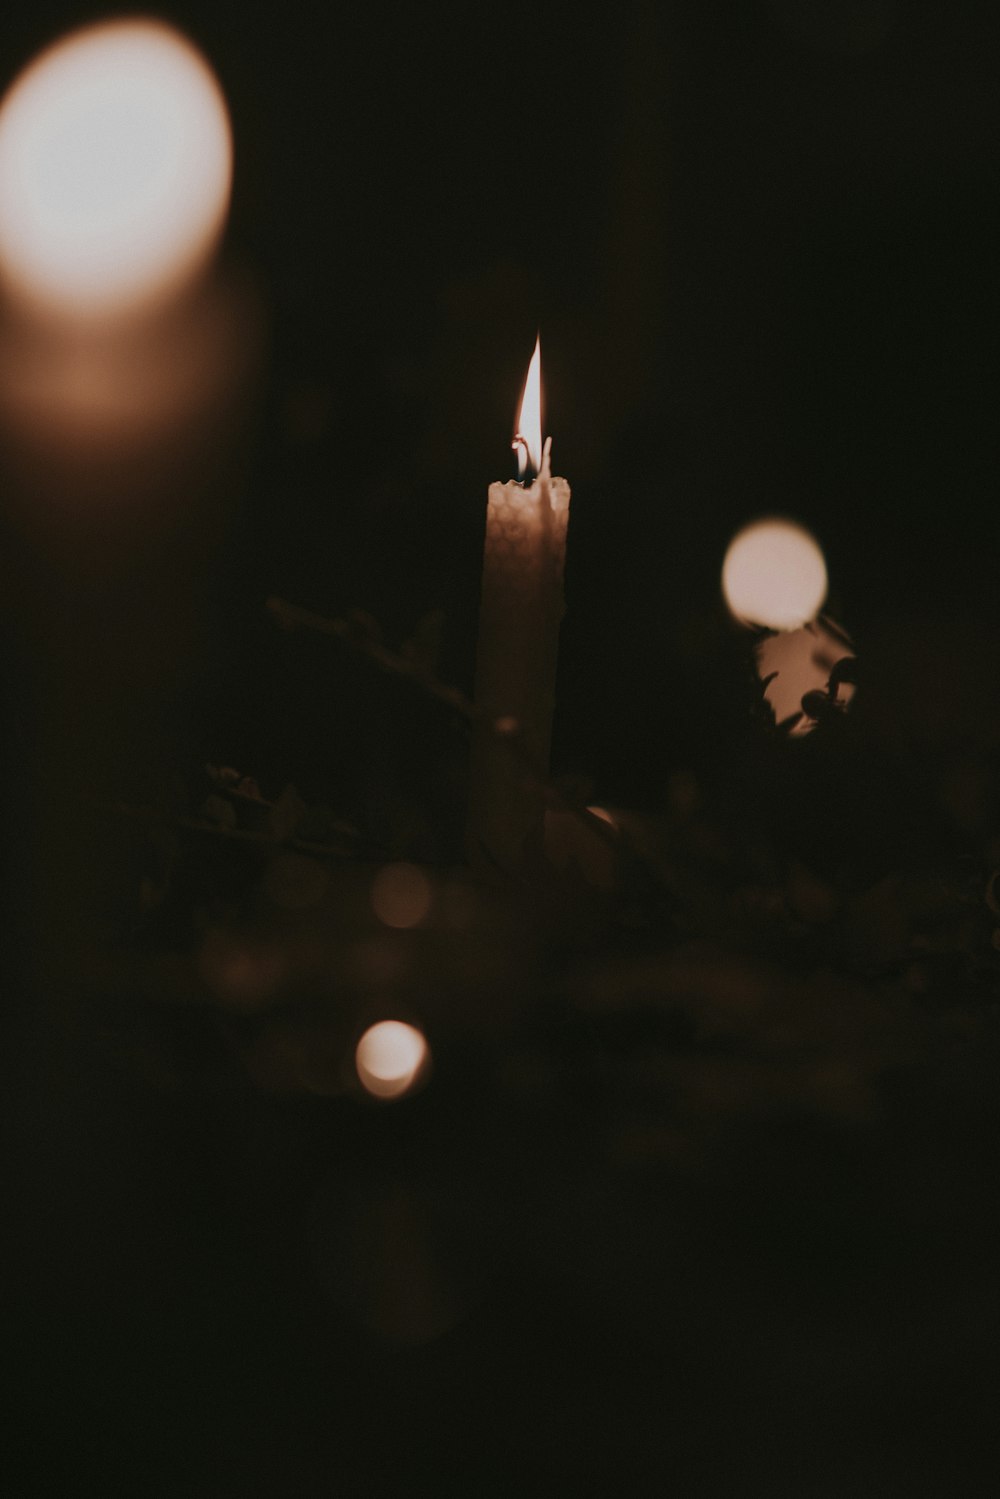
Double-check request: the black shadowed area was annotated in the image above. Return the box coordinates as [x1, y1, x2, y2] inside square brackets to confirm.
[3, 3, 1000, 1495]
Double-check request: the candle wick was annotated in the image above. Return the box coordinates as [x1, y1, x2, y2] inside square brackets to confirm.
[512, 433, 533, 485]
[512, 432, 551, 487]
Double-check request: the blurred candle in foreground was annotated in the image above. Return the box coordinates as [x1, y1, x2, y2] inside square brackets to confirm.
[467, 337, 571, 875]
[0, 17, 231, 324]
[0, 17, 253, 492]
[0, 22, 256, 1000]
[722, 517, 828, 631]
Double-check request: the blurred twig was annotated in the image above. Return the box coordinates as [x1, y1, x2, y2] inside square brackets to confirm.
[266, 596, 474, 720]
[265, 594, 625, 860]
[97, 798, 366, 862]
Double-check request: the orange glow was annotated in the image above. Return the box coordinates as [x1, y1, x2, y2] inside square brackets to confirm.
[0, 273, 250, 448]
[371, 863, 433, 928]
[355, 1021, 429, 1099]
[199, 930, 283, 1011]
[722, 519, 828, 631]
[513, 334, 543, 479]
[0, 19, 231, 322]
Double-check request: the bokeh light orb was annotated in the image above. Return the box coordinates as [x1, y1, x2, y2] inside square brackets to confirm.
[0, 18, 232, 320]
[722, 518, 828, 630]
[356, 1021, 429, 1100]
[371, 863, 433, 929]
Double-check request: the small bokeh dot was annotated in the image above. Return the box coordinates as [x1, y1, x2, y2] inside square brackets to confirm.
[371, 862, 433, 928]
[355, 1020, 429, 1100]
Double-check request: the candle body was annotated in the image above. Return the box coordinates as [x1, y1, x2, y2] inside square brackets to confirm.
[0, 270, 260, 997]
[467, 464, 570, 874]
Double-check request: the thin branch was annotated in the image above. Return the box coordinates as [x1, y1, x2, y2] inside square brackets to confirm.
[266, 596, 474, 720]
[266, 594, 626, 861]
[97, 799, 371, 862]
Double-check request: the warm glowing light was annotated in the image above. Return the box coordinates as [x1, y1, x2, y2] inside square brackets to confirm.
[356, 1021, 429, 1100]
[198, 930, 283, 1011]
[371, 863, 433, 928]
[756, 619, 856, 736]
[0, 19, 232, 320]
[513, 334, 543, 479]
[722, 518, 828, 631]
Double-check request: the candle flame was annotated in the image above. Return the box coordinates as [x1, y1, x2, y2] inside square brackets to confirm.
[513, 334, 543, 481]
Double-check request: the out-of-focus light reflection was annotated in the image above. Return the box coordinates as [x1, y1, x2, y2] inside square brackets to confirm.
[756, 618, 856, 735]
[199, 930, 283, 1010]
[722, 518, 827, 630]
[371, 863, 433, 928]
[0, 274, 251, 449]
[0, 18, 231, 321]
[356, 1021, 429, 1100]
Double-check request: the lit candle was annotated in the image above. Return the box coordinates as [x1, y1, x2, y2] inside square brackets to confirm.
[467, 337, 571, 874]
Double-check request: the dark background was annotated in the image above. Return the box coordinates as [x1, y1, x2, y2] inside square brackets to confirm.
[3, 0, 997, 794]
[216, 0, 998, 804]
[3, 2, 1000, 1494]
